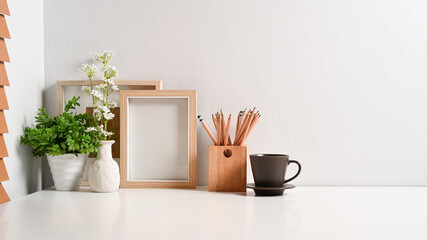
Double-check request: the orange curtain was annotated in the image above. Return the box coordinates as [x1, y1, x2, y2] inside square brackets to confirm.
[0, 0, 10, 204]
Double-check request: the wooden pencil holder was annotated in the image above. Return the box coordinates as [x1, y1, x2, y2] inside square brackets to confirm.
[208, 145, 247, 192]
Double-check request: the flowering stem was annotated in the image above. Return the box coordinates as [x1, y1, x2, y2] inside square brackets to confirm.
[82, 50, 118, 141]
[88, 77, 96, 108]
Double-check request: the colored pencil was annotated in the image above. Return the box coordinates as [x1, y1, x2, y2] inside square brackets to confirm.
[239, 113, 260, 146]
[198, 115, 218, 145]
[201, 108, 260, 146]
[237, 108, 256, 146]
[224, 114, 232, 146]
[217, 113, 222, 145]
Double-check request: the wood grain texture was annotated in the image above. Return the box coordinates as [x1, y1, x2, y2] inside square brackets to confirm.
[0, 0, 9, 16]
[0, 134, 6, 158]
[56, 80, 162, 114]
[0, 15, 9, 39]
[0, 110, 6, 133]
[0, 86, 7, 110]
[0, 158, 8, 182]
[0, 62, 8, 86]
[209, 145, 247, 192]
[0, 183, 9, 204]
[120, 90, 197, 188]
[0, 38, 9, 62]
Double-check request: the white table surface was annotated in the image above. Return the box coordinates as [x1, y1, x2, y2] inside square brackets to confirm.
[0, 187, 426, 240]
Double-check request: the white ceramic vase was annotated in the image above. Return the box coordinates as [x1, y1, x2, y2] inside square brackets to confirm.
[88, 140, 120, 192]
[46, 153, 87, 191]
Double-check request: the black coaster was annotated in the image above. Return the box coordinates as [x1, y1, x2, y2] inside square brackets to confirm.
[244, 183, 295, 196]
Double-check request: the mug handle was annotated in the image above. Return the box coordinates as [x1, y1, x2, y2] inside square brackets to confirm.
[284, 160, 301, 183]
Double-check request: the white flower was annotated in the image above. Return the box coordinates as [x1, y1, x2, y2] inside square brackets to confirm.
[89, 89, 103, 100]
[103, 77, 114, 85]
[103, 99, 116, 108]
[111, 84, 119, 91]
[85, 127, 97, 132]
[80, 64, 97, 79]
[109, 100, 117, 108]
[82, 86, 91, 94]
[98, 82, 109, 89]
[102, 66, 118, 80]
[94, 50, 114, 65]
[100, 105, 110, 113]
[104, 131, 113, 137]
[103, 112, 114, 120]
[94, 100, 105, 109]
[93, 108, 102, 121]
[81, 50, 118, 139]
[97, 125, 113, 137]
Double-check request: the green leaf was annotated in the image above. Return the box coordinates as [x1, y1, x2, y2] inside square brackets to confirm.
[20, 96, 101, 157]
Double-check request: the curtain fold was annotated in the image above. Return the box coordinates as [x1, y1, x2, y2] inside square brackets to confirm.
[0, 111, 7, 133]
[0, 15, 10, 39]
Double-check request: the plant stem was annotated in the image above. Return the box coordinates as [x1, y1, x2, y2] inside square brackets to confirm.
[89, 77, 96, 109]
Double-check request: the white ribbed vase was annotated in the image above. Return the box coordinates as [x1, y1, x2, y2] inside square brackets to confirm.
[46, 153, 87, 191]
[88, 140, 120, 193]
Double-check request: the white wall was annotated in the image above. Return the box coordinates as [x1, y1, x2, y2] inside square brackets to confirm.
[44, 0, 427, 186]
[3, 0, 44, 199]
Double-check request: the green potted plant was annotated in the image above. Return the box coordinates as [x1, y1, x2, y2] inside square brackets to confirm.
[20, 96, 100, 191]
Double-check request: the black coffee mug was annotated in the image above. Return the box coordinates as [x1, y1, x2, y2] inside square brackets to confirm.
[250, 154, 301, 187]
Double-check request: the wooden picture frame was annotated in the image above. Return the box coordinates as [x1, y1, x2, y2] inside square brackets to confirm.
[56, 80, 163, 114]
[120, 90, 197, 188]
[56, 80, 163, 185]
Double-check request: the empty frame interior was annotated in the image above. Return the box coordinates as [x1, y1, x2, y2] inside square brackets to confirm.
[128, 97, 189, 181]
[121, 90, 197, 188]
